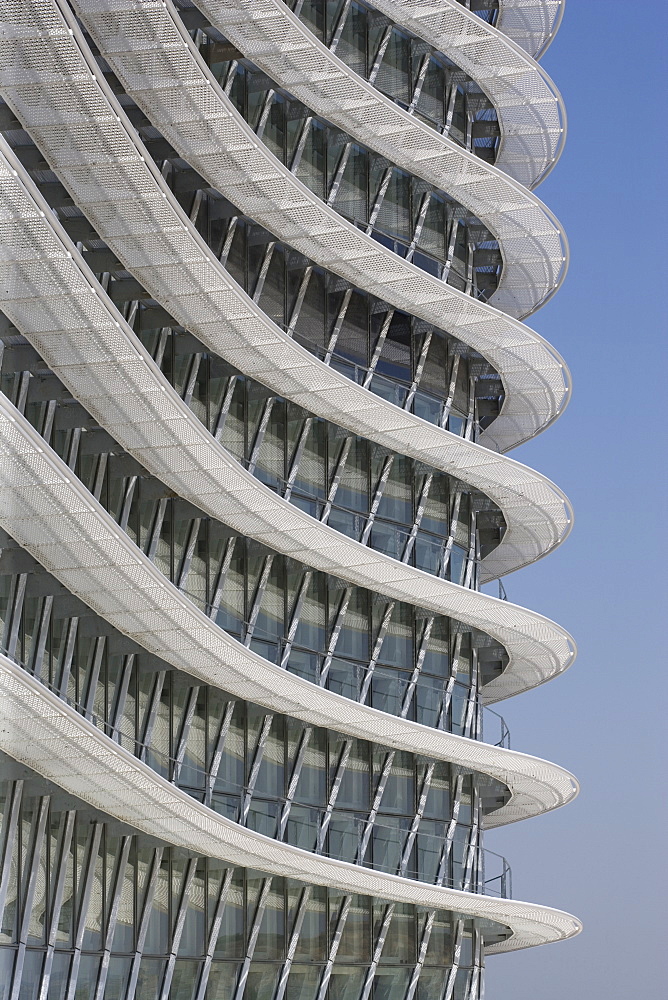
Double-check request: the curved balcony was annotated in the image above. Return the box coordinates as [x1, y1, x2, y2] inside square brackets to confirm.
[454, 0, 565, 58]
[173, 0, 568, 318]
[0, 1, 578, 991]
[0, 393, 578, 825]
[0, 121, 574, 592]
[0, 654, 582, 953]
[0, 646, 514, 899]
[351, 0, 567, 185]
[71, 0, 565, 326]
[0, 148, 576, 708]
[494, 0, 565, 59]
[0, 1, 571, 457]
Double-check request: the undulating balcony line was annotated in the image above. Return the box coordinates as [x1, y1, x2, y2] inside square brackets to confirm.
[0, 1, 579, 994]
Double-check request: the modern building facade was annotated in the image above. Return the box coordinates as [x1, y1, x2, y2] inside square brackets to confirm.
[0, 1, 580, 998]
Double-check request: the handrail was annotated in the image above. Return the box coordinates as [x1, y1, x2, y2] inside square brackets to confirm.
[1, 641, 510, 896]
[0, 653, 584, 952]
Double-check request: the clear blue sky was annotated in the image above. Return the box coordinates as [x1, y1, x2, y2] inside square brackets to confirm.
[482, 2, 667, 997]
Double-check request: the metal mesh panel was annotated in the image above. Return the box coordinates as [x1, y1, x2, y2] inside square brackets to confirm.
[193, 0, 568, 317]
[0, 394, 578, 827]
[0, 1, 579, 988]
[494, 0, 565, 59]
[367, 0, 567, 185]
[0, 656, 582, 954]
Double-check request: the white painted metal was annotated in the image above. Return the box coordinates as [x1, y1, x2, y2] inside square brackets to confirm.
[0, 0, 578, 972]
[0, 394, 579, 824]
[0, 64, 572, 579]
[0, 0, 570, 457]
[496, 0, 566, 59]
[366, 0, 567, 186]
[0, 143, 576, 704]
[70, 0, 570, 334]
[179, 0, 568, 318]
[0, 140, 568, 600]
[0, 654, 582, 953]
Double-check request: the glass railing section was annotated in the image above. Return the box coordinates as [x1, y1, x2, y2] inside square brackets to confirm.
[5, 649, 511, 898]
[315, 344, 477, 440]
[235, 458, 480, 587]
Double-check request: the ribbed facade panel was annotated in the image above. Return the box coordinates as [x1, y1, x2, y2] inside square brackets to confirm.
[0, 1, 579, 997]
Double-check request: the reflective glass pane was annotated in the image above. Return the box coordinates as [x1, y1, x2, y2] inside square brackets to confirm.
[205, 962, 239, 999]
[285, 964, 321, 1000]
[243, 963, 279, 1000]
[328, 966, 366, 1000]
[134, 959, 165, 1000]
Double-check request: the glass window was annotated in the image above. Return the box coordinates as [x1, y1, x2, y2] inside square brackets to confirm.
[371, 817, 406, 874]
[214, 874, 244, 959]
[336, 2, 370, 77]
[376, 456, 413, 525]
[416, 58, 446, 129]
[205, 962, 240, 999]
[286, 805, 320, 852]
[179, 862, 206, 957]
[380, 751, 415, 816]
[335, 740, 370, 810]
[254, 714, 286, 799]
[381, 904, 415, 964]
[169, 961, 201, 1000]
[103, 956, 132, 1000]
[374, 169, 413, 244]
[328, 966, 366, 1000]
[335, 145, 370, 226]
[328, 812, 361, 865]
[415, 674, 445, 728]
[134, 959, 166, 1000]
[423, 763, 451, 820]
[416, 820, 445, 884]
[243, 964, 280, 1000]
[335, 589, 370, 662]
[373, 967, 411, 999]
[144, 857, 171, 955]
[294, 727, 327, 806]
[334, 895, 370, 963]
[285, 965, 321, 1000]
[254, 881, 285, 960]
[377, 604, 413, 669]
[293, 885, 327, 962]
[375, 30, 412, 105]
[423, 911, 453, 966]
[336, 437, 369, 512]
[371, 667, 405, 717]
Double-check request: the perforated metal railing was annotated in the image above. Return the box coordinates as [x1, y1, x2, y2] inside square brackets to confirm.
[0, 116, 570, 577]
[172, 0, 569, 318]
[0, 653, 582, 954]
[0, 638, 514, 898]
[0, 389, 578, 828]
[0, 142, 576, 708]
[0, 0, 579, 982]
[0, 0, 572, 461]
